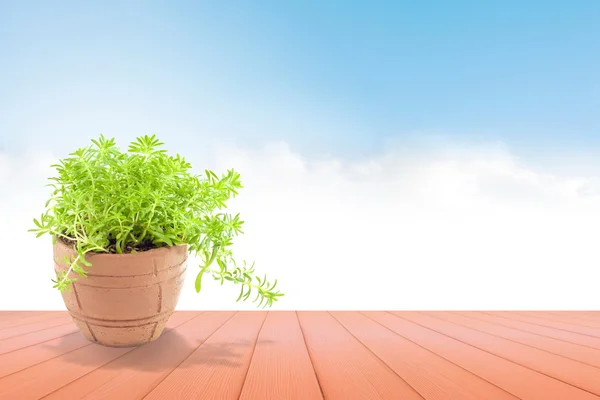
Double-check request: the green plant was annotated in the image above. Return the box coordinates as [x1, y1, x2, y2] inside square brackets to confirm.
[29, 134, 283, 308]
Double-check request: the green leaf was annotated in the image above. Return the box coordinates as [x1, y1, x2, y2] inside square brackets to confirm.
[28, 134, 283, 306]
[195, 269, 204, 293]
[236, 285, 246, 302]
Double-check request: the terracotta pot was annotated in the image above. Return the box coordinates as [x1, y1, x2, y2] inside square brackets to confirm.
[53, 237, 188, 347]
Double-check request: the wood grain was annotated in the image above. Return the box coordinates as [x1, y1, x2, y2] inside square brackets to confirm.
[372, 311, 599, 400]
[0, 311, 599, 399]
[0, 312, 198, 400]
[239, 311, 322, 400]
[0, 330, 90, 378]
[391, 311, 600, 396]
[456, 311, 600, 350]
[333, 311, 517, 400]
[42, 311, 233, 400]
[0, 312, 66, 331]
[144, 311, 267, 400]
[495, 311, 600, 337]
[425, 311, 600, 368]
[519, 311, 600, 329]
[0, 314, 73, 341]
[297, 311, 424, 400]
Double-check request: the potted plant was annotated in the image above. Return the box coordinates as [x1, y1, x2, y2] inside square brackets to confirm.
[29, 134, 283, 347]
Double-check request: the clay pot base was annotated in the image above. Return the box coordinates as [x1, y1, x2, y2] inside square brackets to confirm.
[53, 237, 188, 347]
[70, 310, 174, 347]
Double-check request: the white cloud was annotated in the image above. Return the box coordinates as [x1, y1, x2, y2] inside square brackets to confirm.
[1, 137, 600, 310]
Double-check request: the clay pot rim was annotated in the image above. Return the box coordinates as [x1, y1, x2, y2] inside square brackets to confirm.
[53, 235, 189, 258]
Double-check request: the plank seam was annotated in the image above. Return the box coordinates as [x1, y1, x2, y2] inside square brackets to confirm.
[327, 312, 426, 400]
[431, 312, 600, 369]
[0, 321, 76, 341]
[513, 312, 600, 331]
[480, 311, 600, 340]
[0, 331, 88, 376]
[0, 313, 70, 332]
[295, 311, 325, 400]
[451, 312, 600, 352]
[388, 311, 600, 398]
[236, 311, 269, 400]
[0, 342, 95, 382]
[138, 311, 238, 399]
[361, 311, 518, 399]
[36, 311, 205, 400]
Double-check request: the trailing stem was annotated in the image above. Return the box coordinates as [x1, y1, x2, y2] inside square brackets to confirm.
[30, 134, 283, 308]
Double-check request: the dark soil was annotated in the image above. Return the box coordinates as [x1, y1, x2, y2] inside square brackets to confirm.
[58, 234, 163, 254]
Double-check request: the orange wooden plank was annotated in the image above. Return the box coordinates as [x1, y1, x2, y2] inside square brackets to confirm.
[144, 311, 267, 400]
[456, 312, 600, 350]
[0, 311, 198, 400]
[520, 311, 600, 329]
[297, 311, 424, 400]
[426, 311, 600, 369]
[239, 311, 323, 400]
[496, 311, 600, 338]
[1, 311, 599, 399]
[0, 314, 73, 341]
[391, 311, 600, 396]
[545, 311, 600, 319]
[41, 311, 234, 400]
[0, 311, 46, 322]
[331, 311, 517, 400]
[0, 312, 67, 330]
[0, 322, 79, 355]
[369, 311, 598, 400]
[0, 341, 132, 400]
[0, 331, 90, 378]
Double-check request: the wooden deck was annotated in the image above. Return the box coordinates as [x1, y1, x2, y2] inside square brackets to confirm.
[0, 311, 599, 399]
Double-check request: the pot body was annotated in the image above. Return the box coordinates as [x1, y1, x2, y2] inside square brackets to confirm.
[53, 238, 188, 347]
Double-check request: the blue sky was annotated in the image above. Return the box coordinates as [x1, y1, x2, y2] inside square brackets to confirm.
[1, 0, 599, 160]
[4, 1, 600, 309]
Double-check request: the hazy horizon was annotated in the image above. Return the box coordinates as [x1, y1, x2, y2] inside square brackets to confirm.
[2, 1, 600, 309]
